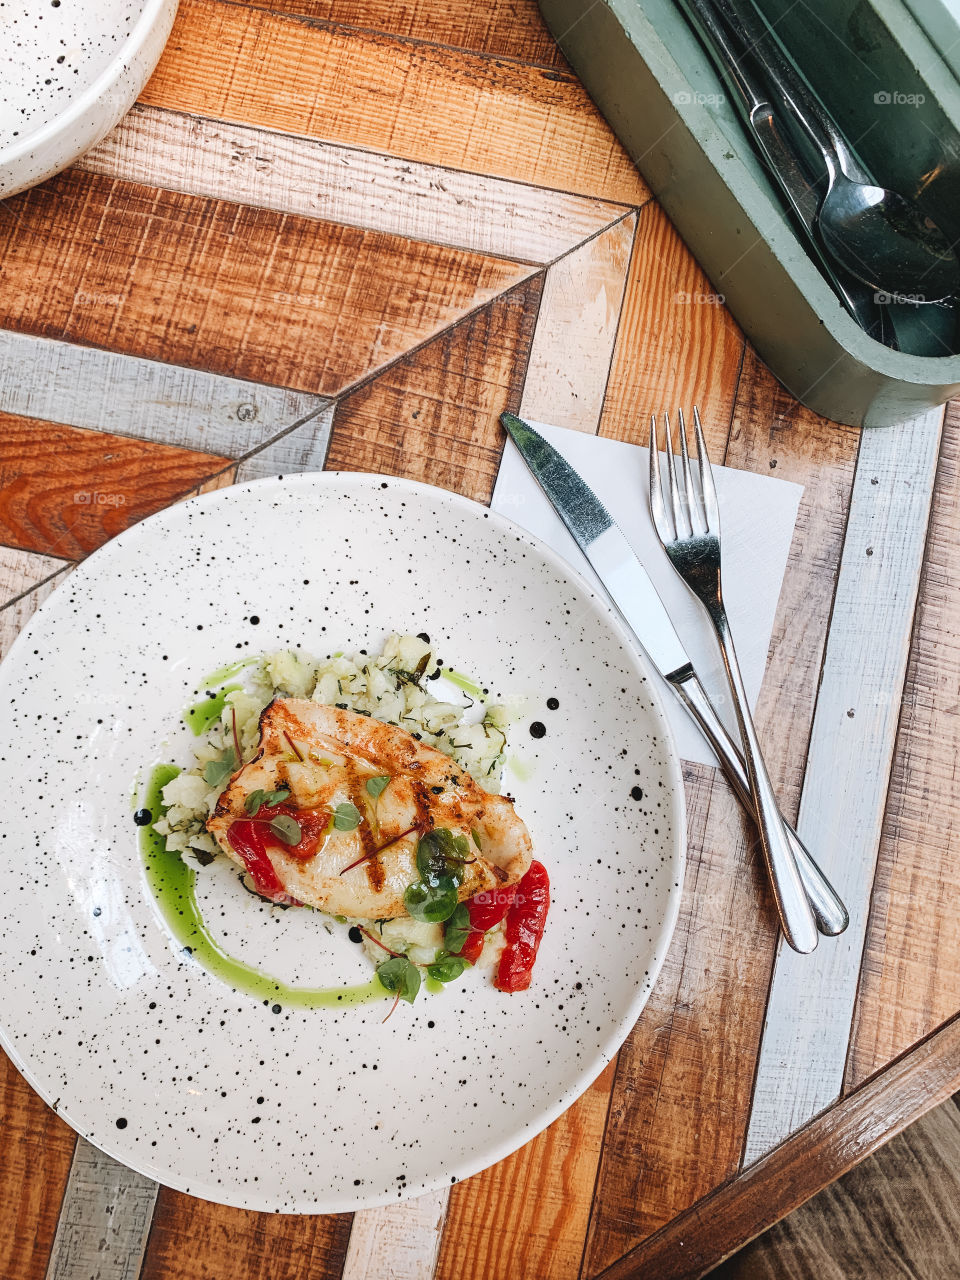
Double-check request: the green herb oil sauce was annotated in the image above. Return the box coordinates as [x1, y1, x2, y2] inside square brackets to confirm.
[140, 765, 386, 1009]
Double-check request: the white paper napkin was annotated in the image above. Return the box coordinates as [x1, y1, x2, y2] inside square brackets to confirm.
[492, 420, 803, 765]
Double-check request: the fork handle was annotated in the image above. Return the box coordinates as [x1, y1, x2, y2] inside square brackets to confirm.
[668, 668, 848, 937]
[711, 614, 820, 951]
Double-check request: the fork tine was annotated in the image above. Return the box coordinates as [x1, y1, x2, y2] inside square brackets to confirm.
[692, 406, 719, 533]
[648, 413, 672, 541]
[676, 407, 705, 537]
[664, 412, 690, 538]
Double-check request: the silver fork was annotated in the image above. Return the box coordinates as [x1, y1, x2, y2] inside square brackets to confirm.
[648, 408, 819, 953]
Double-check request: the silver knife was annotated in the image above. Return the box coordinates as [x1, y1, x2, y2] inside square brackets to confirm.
[501, 412, 847, 937]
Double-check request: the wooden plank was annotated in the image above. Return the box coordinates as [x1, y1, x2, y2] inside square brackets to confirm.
[0, 413, 230, 559]
[598, 202, 744, 444]
[236, 406, 335, 481]
[847, 401, 960, 1086]
[261, 0, 568, 66]
[83, 106, 625, 265]
[0, 543, 69, 609]
[712, 1098, 960, 1280]
[341, 1189, 448, 1280]
[0, 562, 73, 660]
[0, 1052, 77, 1280]
[44, 1141, 158, 1280]
[0, 328, 325, 456]
[582, 350, 862, 1273]
[141, 0, 649, 205]
[595, 1012, 960, 1280]
[518, 215, 635, 431]
[140, 1192, 353, 1280]
[326, 277, 542, 504]
[0, 171, 535, 398]
[436, 1063, 616, 1280]
[743, 406, 943, 1164]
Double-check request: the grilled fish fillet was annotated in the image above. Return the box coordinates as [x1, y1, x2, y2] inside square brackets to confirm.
[207, 699, 532, 919]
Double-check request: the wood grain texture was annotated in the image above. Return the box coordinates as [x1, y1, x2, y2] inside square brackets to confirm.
[139, 1193, 353, 1280]
[0, 328, 326, 456]
[0, 542, 69, 609]
[847, 402, 960, 1087]
[597, 1013, 960, 1280]
[261, 0, 568, 66]
[436, 1063, 616, 1280]
[598, 202, 744, 442]
[141, 0, 649, 204]
[744, 407, 943, 1163]
[712, 1098, 960, 1280]
[0, 413, 230, 559]
[582, 352, 861, 1274]
[236, 405, 335, 481]
[326, 277, 541, 503]
[0, 562, 73, 661]
[0, 1053, 77, 1280]
[519, 215, 635, 431]
[341, 1189, 448, 1280]
[45, 1140, 158, 1280]
[0, 171, 534, 398]
[83, 106, 625, 265]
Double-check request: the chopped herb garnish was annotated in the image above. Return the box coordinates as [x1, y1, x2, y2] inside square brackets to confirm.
[203, 747, 237, 788]
[332, 802, 362, 832]
[269, 814, 302, 845]
[471, 828, 483, 851]
[366, 775, 391, 801]
[244, 788, 290, 816]
[389, 652, 431, 689]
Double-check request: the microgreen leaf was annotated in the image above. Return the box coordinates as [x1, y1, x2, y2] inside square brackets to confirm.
[427, 954, 468, 983]
[244, 788, 290, 816]
[443, 902, 472, 954]
[332, 802, 362, 832]
[269, 814, 302, 845]
[471, 829, 483, 851]
[376, 956, 421, 1004]
[366, 775, 391, 801]
[203, 747, 237, 788]
[404, 875, 459, 923]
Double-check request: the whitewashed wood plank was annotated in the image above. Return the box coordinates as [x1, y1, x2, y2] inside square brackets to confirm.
[0, 543, 70, 609]
[743, 407, 944, 1164]
[79, 105, 627, 265]
[235, 404, 336, 481]
[341, 1189, 449, 1280]
[519, 215, 635, 431]
[0, 329, 326, 456]
[44, 1140, 158, 1280]
[0, 562, 73, 660]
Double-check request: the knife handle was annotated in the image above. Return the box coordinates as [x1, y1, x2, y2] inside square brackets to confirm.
[668, 667, 848, 937]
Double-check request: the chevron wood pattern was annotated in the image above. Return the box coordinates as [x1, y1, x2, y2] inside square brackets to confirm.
[0, 1, 955, 1278]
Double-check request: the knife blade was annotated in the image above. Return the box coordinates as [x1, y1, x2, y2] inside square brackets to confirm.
[500, 412, 848, 937]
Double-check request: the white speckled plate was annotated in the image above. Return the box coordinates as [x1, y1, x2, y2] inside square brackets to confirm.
[0, 474, 685, 1212]
[0, 0, 178, 198]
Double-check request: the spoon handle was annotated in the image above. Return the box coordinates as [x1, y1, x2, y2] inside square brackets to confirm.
[676, 0, 891, 343]
[711, 0, 869, 183]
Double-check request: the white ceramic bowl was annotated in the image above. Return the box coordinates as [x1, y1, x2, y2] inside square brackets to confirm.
[0, 0, 178, 198]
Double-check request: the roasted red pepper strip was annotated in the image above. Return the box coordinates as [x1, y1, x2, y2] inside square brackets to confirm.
[494, 861, 550, 992]
[227, 820, 289, 901]
[455, 884, 517, 962]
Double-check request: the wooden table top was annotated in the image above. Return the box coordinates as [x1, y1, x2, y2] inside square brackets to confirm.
[2, 3, 958, 1278]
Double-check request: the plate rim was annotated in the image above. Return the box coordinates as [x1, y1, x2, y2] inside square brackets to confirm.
[0, 0, 179, 171]
[0, 470, 687, 1212]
